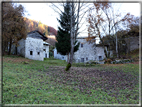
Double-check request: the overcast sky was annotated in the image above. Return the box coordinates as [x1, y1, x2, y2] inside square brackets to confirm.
[17, 1, 140, 40]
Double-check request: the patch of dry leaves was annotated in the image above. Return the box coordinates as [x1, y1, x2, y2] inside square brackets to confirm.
[46, 66, 138, 96]
[3, 57, 32, 63]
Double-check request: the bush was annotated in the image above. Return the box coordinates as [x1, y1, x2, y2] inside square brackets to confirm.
[50, 56, 54, 59]
[88, 60, 99, 65]
[90, 61, 99, 64]
[49, 52, 53, 57]
[22, 61, 29, 64]
[110, 58, 115, 61]
[111, 59, 133, 64]
[44, 58, 48, 60]
[105, 59, 112, 64]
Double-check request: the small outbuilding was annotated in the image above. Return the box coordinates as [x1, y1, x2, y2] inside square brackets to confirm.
[12, 30, 50, 61]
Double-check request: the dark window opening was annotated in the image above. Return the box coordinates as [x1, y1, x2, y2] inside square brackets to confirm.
[38, 52, 40, 55]
[99, 56, 102, 61]
[43, 49, 46, 51]
[45, 53, 47, 58]
[86, 57, 88, 61]
[81, 43, 83, 47]
[81, 58, 84, 62]
[30, 51, 33, 55]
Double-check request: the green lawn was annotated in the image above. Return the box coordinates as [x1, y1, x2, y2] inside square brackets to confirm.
[3, 56, 140, 104]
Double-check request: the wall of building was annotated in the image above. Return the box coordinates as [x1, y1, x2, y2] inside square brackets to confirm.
[54, 48, 67, 60]
[53, 38, 108, 63]
[74, 38, 97, 63]
[25, 37, 44, 61]
[43, 44, 49, 58]
[11, 39, 26, 56]
[125, 36, 139, 52]
[17, 39, 26, 57]
[95, 46, 106, 61]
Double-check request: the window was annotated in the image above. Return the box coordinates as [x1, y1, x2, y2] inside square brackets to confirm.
[37, 52, 40, 55]
[99, 56, 102, 61]
[43, 49, 46, 51]
[81, 58, 84, 62]
[86, 57, 88, 61]
[30, 51, 33, 55]
[81, 43, 83, 47]
[45, 53, 47, 58]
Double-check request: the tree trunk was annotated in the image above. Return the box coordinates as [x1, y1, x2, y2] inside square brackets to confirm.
[67, 53, 70, 63]
[15, 46, 17, 55]
[65, 2, 75, 71]
[8, 38, 12, 55]
[116, 33, 118, 58]
[2, 41, 6, 56]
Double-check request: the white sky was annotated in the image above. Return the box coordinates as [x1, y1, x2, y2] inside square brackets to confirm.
[17, 2, 140, 41]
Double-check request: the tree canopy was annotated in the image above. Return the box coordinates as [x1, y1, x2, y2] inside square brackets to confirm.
[2, 2, 27, 55]
[55, 2, 80, 62]
[87, 1, 137, 58]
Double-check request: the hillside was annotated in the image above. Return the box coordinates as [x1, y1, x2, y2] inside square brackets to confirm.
[46, 35, 56, 46]
[24, 17, 57, 46]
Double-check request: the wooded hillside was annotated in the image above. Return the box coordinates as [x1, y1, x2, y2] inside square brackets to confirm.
[23, 17, 57, 37]
[23, 17, 57, 46]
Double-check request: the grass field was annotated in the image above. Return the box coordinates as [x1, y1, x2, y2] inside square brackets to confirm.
[2, 55, 140, 104]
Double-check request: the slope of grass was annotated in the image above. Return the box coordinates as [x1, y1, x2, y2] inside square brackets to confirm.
[3, 56, 139, 104]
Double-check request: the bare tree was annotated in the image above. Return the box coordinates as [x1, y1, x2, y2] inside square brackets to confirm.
[50, 0, 91, 70]
[87, 0, 135, 58]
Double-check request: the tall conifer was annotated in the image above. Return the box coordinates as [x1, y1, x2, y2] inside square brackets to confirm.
[55, 2, 80, 61]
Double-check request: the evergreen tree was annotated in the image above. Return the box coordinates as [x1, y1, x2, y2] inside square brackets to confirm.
[55, 2, 80, 61]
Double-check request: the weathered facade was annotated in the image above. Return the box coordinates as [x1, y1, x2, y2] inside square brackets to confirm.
[12, 30, 50, 61]
[53, 48, 67, 60]
[125, 36, 139, 52]
[73, 38, 107, 63]
[54, 37, 112, 63]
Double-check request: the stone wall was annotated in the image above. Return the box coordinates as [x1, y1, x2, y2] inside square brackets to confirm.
[74, 39, 96, 63]
[74, 38, 106, 63]
[54, 48, 67, 60]
[53, 38, 109, 63]
[43, 44, 49, 58]
[25, 37, 44, 61]
[95, 46, 106, 61]
[125, 36, 139, 52]
[17, 39, 25, 57]
[11, 39, 25, 56]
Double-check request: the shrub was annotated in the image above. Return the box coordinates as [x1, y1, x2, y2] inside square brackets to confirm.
[105, 59, 112, 64]
[22, 61, 29, 64]
[111, 59, 133, 64]
[90, 61, 99, 64]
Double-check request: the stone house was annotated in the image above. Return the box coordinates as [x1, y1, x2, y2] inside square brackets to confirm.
[125, 36, 139, 52]
[11, 30, 50, 61]
[54, 37, 112, 63]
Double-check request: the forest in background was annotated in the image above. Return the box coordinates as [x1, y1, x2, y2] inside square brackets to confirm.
[24, 17, 57, 46]
[24, 17, 57, 37]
